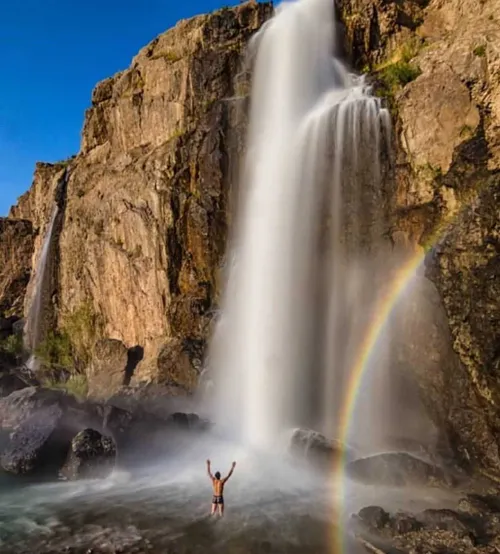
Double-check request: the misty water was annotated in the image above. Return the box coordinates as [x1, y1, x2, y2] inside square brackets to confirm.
[0, 431, 457, 554]
[2, 0, 449, 552]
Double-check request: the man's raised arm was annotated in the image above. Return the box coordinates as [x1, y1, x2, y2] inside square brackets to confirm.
[223, 461, 236, 482]
[206, 459, 214, 480]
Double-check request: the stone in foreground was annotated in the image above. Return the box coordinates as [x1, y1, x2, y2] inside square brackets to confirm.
[60, 428, 116, 480]
[352, 497, 500, 554]
[0, 404, 68, 474]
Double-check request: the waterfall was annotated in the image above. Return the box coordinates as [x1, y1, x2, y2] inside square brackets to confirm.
[24, 169, 68, 370]
[24, 205, 59, 369]
[208, 0, 402, 450]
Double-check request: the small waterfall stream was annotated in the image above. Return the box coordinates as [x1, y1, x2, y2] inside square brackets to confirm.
[24, 206, 59, 356]
[24, 169, 68, 370]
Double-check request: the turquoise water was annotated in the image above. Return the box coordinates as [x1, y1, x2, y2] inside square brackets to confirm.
[0, 435, 336, 554]
[0, 431, 454, 553]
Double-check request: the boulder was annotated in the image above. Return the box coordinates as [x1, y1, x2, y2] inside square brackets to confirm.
[0, 386, 77, 429]
[0, 404, 69, 475]
[167, 412, 211, 432]
[346, 452, 454, 488]
[0, 387, 107, 475]
[357, 506, 390, 530]
[288, 428, 354, 468]
[60, 428, 116, 480]
[354, 505, 422, 537]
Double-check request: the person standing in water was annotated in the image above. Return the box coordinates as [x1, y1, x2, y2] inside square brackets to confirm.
[206, 459, 236, 516]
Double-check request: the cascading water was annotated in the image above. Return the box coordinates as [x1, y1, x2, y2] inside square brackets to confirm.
[24, 205, 59, 370]
[23, 167, 68, 372]
[208, 0, 397, 450]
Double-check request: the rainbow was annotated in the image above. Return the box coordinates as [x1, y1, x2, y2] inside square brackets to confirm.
[330, 244, 427, 552]
[329, 175, 495, 551]
[338, 246, 427, 453]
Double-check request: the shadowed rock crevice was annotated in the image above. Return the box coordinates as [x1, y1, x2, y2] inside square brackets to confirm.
[123, 345, 144, 386]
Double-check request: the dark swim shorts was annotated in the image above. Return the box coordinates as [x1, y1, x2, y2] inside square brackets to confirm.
[212, 495, 224, 505]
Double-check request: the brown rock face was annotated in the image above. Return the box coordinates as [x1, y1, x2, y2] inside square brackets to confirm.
[0, 0, 498, 483]
[338, 0, 500, 477]
[0, 218, 34, 318]
[7, 2, 272, 394]
[427, 180, 500, 472]
[87, 339, 129, 399]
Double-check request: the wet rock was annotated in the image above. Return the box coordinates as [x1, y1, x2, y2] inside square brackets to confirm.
[358, 506, 390, 530]
[391, 512, 421, 534]
[0, 404, 70, 474]
[354, 505, 423, 542]
[289, 427, 353, 468]
[60, 428, 116, 480]
[167, 411, 211, 431]
[346, 452, 453, 488]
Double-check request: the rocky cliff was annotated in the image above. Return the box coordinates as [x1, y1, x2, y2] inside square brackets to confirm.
[1, 0, 499, 479]
[6, 2, 272, 395]
[0, 218, 34, 319]
[337, 0, 500, 477]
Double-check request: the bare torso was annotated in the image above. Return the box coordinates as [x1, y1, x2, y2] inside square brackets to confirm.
[212, 478, 225, 496]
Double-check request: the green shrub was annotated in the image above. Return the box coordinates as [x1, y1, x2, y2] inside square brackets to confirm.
[35, 331, 73, 370]
[473, 45, 486, 57]
[399, 38, 423, 63]
[0, 333, 24, 356]
[62, 302, 104, 368]
[380, 61, 421, 89]
[44, 373, 88, 401]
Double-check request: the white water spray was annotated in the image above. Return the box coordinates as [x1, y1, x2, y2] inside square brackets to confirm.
[209, 0, 397, 450]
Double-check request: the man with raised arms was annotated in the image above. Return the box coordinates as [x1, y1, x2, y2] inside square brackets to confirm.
[206, 459, 236, 516]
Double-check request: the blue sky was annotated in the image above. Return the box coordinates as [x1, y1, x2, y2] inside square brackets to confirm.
[0, 0, 245, 216]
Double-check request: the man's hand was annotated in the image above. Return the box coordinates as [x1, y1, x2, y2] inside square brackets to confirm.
[207, 459, 211, 465]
